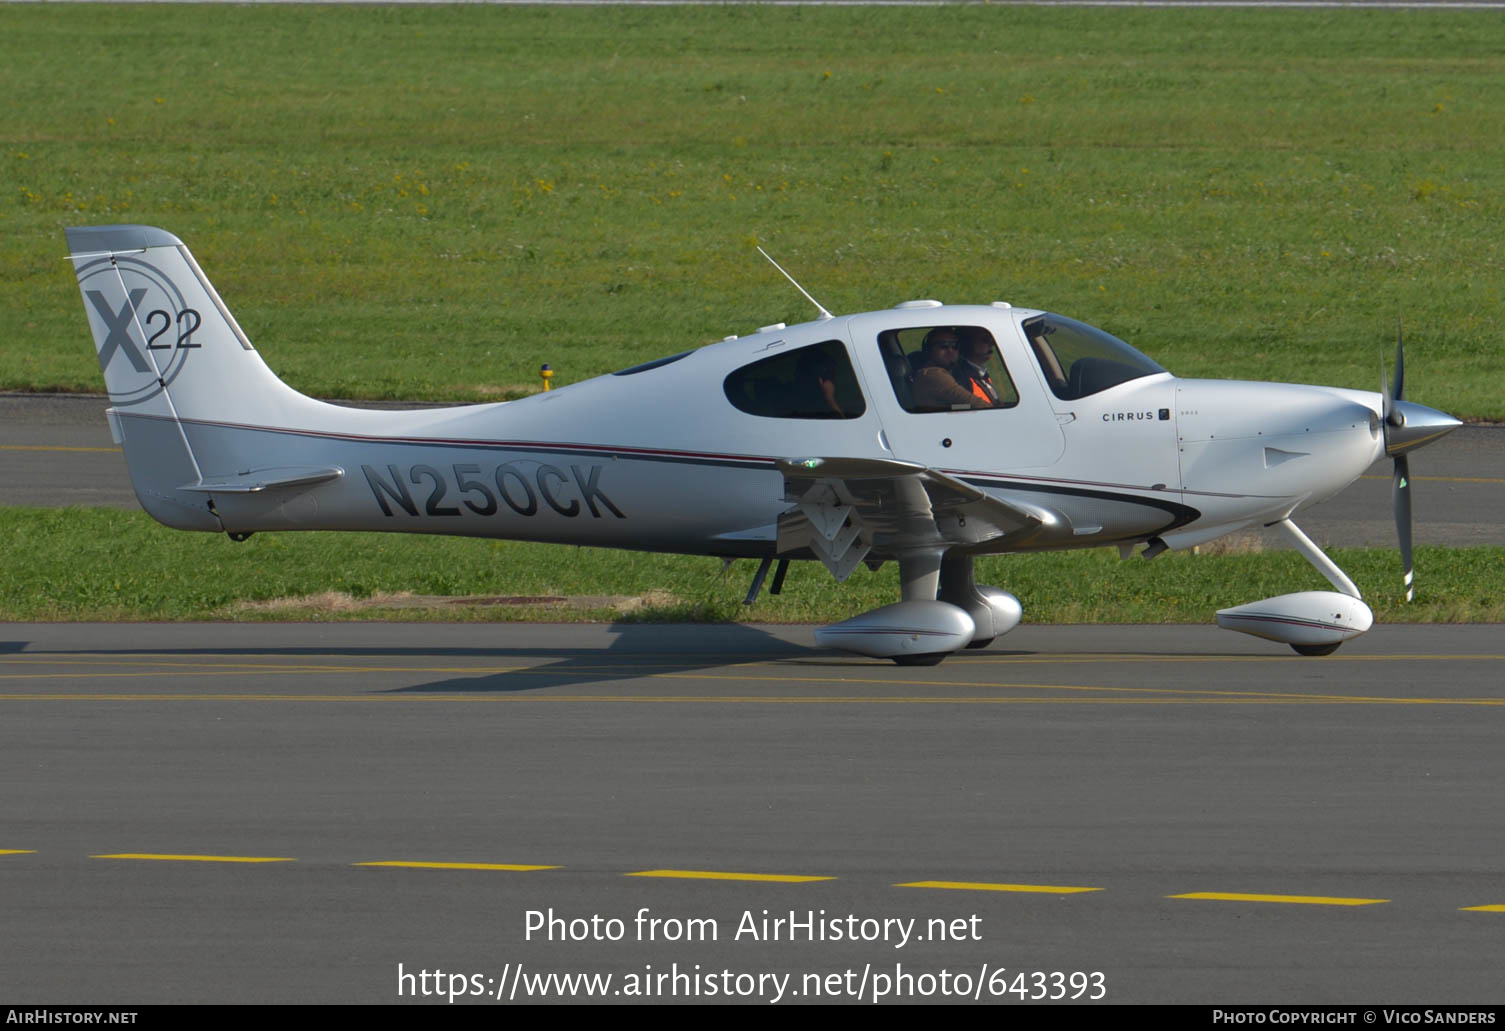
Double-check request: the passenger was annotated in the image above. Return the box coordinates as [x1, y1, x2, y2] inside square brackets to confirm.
[792, 350, 846, 418]
[956, 328, 1000, 407]
[910, 328, 992, 411]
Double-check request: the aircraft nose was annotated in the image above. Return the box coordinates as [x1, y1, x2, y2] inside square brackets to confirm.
[1385, 400, 1463, 457]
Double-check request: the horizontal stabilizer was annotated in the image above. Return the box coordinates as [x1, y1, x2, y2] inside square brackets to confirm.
[180, 466, 344, 495]
[711, 524, 778, 543]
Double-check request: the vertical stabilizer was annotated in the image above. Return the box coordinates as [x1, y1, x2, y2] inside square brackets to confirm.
[66, 224, 308, 530]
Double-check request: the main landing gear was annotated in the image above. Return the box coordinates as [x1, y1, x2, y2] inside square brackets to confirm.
[815, 550, 1021, 666]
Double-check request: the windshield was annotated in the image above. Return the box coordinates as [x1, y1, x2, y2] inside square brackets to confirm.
[1023, 314, 1166, 400]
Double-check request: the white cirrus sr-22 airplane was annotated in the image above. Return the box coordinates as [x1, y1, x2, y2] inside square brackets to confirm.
[67, 224, 1461, 665]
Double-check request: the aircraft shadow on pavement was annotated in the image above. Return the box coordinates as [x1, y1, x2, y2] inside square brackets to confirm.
[386, 635, 1047, 695]
[1, 623, 840, 694]
[389, 621, 818, 694]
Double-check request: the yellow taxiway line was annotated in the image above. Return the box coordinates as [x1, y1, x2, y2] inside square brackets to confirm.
[354, 861, 558, 871]
[92, 853, 295, 864]
[1169, 892, 1388, 906]
[1359, 473, 1504, 485]
[898, 880, 1102, 894]
[0, 444, 120, 453]
[626, 869, 833, 884]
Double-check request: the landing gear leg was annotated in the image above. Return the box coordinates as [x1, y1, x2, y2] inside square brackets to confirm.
[1274, 518, 1361, 599]
[897, 547, 943, 602]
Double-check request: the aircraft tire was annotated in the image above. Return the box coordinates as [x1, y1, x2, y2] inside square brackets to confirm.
[965, 637, 995, 650]
[1291, 642, 1342, 657]
[891, 652, 950, 667]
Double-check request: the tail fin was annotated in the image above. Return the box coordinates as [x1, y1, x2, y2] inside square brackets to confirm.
[66, 225, 306, 419]
[66, 224, 315, 530]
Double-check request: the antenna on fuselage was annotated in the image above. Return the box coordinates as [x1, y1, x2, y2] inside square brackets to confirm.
[756, 246, 833, 321]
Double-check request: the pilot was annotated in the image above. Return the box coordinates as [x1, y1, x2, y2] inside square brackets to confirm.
[911, 328, 993, 411]
[956, 328, 1001, 407]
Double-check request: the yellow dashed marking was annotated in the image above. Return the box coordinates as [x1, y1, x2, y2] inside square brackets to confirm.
[4, 650, 1504, 715]
[4, 693, 1504, 709]
[1169, 892, 1387, 906]
[1360, 473, 1505, 484]
[899, 880, 1102, 894]
[958, 653, 1505, 666]
[92, 853, 295, 864]
[10, 845, 1495, 912]
[0, 444, 121, 453]
[355, 861, 558, 871]
[626, 869, 832, 883]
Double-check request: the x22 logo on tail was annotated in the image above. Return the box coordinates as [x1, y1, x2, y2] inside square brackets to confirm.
[75, 255, 204, 403]
[87, 288, 202, 373]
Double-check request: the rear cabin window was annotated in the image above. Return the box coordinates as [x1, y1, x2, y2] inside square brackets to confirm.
[723, 340, 866, 420]
[877, 326, 1020, 414]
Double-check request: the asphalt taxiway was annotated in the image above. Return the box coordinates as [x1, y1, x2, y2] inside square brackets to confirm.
[2, 621, 1502, 1003]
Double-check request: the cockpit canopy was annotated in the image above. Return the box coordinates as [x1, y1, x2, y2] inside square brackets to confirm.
[1024, 314, 1166, 400]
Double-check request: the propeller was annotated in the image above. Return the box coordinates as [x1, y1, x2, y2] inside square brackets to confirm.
[1393, 451, 1414, 602]
[1383, 326, 1413, 601]
[1381, 323, 1461, 602]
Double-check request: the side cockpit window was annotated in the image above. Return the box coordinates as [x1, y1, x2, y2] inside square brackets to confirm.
[1024, 314, 1166, 400]
[723, 340, 866, 420]
[879, 326, 1019, 414]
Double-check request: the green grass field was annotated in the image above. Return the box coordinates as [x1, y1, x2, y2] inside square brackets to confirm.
[3, 4, 1503, 416]
[4, 509, 1501, 625]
